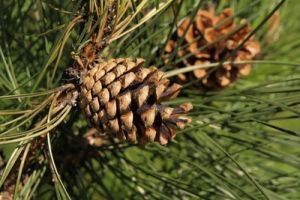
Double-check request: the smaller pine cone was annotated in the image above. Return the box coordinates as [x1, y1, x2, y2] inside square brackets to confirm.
[164, 8, 261, 89]
[79, 57, 192, 145]
[266, 11, 281, 44]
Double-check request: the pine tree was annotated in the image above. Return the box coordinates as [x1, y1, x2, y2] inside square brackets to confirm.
[1, 0, 300, 199]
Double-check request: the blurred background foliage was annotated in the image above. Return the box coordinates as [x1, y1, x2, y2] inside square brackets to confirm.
[1, 0, 300, 199]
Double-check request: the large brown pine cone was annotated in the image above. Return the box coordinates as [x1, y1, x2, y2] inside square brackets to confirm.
[77, 57, 192, 145]
[164, 8, 261, 89]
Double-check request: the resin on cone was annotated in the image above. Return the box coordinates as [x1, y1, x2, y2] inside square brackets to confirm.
[67, 54, 192, 145]
[164, 8, 261, 89]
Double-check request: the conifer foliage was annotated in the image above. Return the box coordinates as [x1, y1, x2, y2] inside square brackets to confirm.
[1, 0, 300, 199]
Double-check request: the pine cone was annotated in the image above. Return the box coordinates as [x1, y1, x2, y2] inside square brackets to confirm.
[164, 8, 261, 89]
[266, 11, 281, 44]
[76, 57, 192, 145]
[84, 128, 113, 147]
